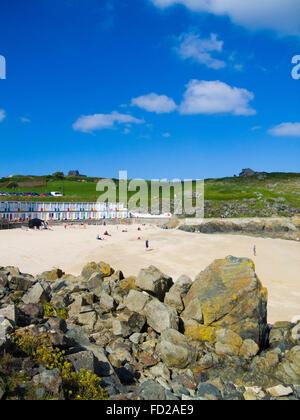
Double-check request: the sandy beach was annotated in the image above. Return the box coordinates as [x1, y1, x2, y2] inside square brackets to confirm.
[0, 224, 299, 323]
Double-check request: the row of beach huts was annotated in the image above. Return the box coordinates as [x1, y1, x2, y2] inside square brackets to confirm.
[0, 201, 130, 222]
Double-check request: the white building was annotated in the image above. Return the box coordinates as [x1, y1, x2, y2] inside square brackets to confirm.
[0, 201, 129, 222]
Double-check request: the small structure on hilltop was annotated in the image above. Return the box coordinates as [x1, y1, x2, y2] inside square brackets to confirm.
[68, 170, 87, 177]
[239, 169, 267, 179]
[239, 168, 258, 177]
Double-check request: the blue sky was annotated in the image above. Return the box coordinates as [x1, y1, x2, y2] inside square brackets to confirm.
[0, 0, 299, 180]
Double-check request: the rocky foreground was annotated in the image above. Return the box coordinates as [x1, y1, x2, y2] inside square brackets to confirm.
[0, 256, 299, 400]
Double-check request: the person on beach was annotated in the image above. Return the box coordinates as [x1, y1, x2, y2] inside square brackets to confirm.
[253, 245, 257, 257]
[146, 240, 149, 250]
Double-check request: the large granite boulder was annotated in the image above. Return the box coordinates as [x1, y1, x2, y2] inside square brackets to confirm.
[164, 275, 192, 313]
[8, 274, 36, 291]
[183, 256, 268, 347]
[156, 329, 196, 369]
[22, 280, 52, 305]
[143, 299, 179, 333]
[275, 346, 300, 385]
[81, 261, 113, 281]
[135, 266, 173, 301]
[124, 290, 151, 313]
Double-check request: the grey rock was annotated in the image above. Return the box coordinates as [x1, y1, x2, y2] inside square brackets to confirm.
[87, 272, 104, 290]
[48, 331, 76, 348]
[181, 296, 203, 323]
[196, 372, 209, 385]
[113, 319, 132, 338]
[144, 299, 179, 333]
[267, 385, 293, 398]
[197, 382, 222, 400]
[68, 294, 84, 317]
[129, 333, 142, 344]
[127, 313, 147, 334]
[172, 383, 191, 397]
[46, 317, 68, 333]
[222, 382, 245, 400]
[0, 317, 15, 334]
[50, 293, 72, 309]
[66, 326, 91, 346]
[85, 344, 115, 377]
[269, 328, 284, 347]
[18, 303, 44, 319]
[78, 310, 98, 331]
[136, 266, 173, 301]
[239, 339, 259, 359]
[22, 280, 51, 305]
[115, 364, 137, 385]
[0, 272, 9, 288]
[0, 304, 18, 323]
[164, 275, 192, 313]
[100, 292, 115, 311]
[291, 323, 300, 342]
[124, 290, 151, 313]
[0, 318, 13, 353]
[109, 342, 133, 367]
[33, 369, 64, 399]
[275, 346, 300, 385]
[134, 379, 170, 400]
[0, 284, 6, 299]
[8, 274, 36, 292]
[149, 363, 170, 381]
[156, 329, 196, 369]
[66, 349, 96, 374]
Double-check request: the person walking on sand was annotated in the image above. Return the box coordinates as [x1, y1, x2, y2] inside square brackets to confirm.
[145, 240, 149, 250]
[253, 245, 257, 257]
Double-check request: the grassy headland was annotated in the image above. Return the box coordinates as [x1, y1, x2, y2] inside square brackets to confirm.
[0, 172, 299, 218]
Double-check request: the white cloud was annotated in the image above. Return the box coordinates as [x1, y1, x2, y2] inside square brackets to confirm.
[162, 132, 171, 137]
[131, 93, 177, 114]
[176, 32, 226, 69]
[150, 0, 300, 36]
[0, 109, 6, 122]
[179, 80, 256, 116]
[73, 111, 144, 133]
[20, 117, 31, 123]
[234, 64, 244, 72]
[268, 122, 300, 137]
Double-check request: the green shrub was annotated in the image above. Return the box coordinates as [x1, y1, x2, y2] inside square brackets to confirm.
[12, 330, 107, 400]
[43, 303, 69, 320]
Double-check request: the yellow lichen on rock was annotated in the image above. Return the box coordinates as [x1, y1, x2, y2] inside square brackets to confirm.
[182, 256, 268, 347]
[215, 329, 243, 356]
[120, 276, 137, 291]
[98, 261, 112, 277]
[184, 320, 218, 343]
